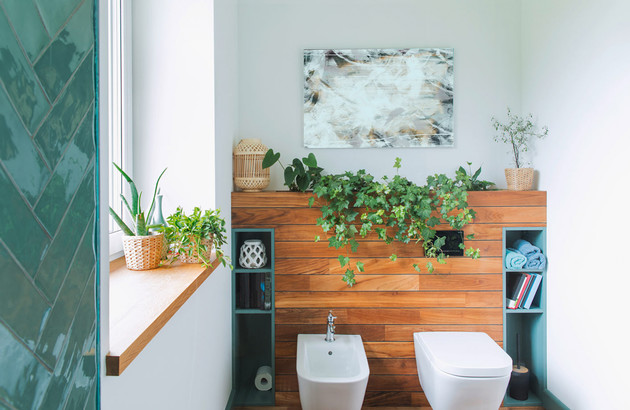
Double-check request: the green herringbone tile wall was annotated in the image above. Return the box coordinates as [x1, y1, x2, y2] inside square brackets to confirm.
[0, 0, 97, 408]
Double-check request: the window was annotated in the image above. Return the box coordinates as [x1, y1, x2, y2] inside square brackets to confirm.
[108, 0, 132, 259]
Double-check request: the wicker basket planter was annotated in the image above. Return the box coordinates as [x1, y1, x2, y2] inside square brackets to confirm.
[233, 138, 270, 192]
[505, 168, 534, 191]
[122, 233, 164, 270]
[177, 237, 213, 264]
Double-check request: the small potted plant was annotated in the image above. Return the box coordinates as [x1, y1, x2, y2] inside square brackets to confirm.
[492, 108, 548, 190]
[161, 207, 230, 268]
[109, 163, 167, 270]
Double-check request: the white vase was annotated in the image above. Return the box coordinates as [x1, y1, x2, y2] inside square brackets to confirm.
[239, 239, 267, 268]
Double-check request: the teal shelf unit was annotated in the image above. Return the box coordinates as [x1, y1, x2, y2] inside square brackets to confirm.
[502, 227, 547, 407]
[230, 228, 275, 408]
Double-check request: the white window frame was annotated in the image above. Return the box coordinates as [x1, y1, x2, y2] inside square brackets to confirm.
[108, 0, 133, 260]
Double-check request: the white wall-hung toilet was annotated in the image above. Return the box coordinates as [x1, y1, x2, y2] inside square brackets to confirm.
[414, 332, 512, 410]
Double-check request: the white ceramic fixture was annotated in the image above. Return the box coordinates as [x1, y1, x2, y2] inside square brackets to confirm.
[296, 334, 370, 410]
[239, 239, 267, 268]
[414, 332, 512, 410]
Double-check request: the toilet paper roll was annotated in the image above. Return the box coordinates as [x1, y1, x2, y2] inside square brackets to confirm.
[254, 366, 272, 391]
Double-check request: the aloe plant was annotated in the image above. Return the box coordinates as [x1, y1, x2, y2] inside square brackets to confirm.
[109, 163, 167, 236]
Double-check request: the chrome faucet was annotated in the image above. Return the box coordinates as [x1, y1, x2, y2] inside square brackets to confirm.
[325, 310, 336, 342]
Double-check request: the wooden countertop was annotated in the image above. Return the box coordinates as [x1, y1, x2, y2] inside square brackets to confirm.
[106, 256, 221, 375]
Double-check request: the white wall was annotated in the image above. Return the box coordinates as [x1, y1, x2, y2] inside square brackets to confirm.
[237, 0, 522, 190]
[521, 1, 630, 408]
[101, 1, 233, 409]
[131, 0, 215, 215]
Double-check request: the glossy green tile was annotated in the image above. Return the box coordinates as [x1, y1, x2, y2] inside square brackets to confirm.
[0, 167, 50, 277]
[34, 170, 94, 300]
[61, 338, 96, 410]
[40, 272, 95, 408]
[0, 324, 52, 409]
[0, 244, 50, 350]
[36, 225, 94, 367]
[35, 106, 94, 233]
[0, 86, 50, 205]
[0, 9, 50, 133]
[33, 52, 93, 169]
[34, 0, 93, 102]
[33, 0, 82, 38]
[1, 0, 50, 61]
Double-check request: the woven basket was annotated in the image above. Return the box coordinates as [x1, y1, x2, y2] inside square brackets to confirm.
[234, 138, 270, 192]
[505, 168, 534, 191]
[178, 237, 213, 264]
[122, 233, 164, 270]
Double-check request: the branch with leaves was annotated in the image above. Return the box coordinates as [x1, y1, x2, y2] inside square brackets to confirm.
[491, 108, 549, 168]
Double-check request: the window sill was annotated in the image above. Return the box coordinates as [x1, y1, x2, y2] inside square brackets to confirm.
[106, 255, 221, 376]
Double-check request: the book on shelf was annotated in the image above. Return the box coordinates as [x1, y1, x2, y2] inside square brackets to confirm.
[506, 272, 543, 310]
[522, 273, 543, 309]
[238, 273, 250, 309]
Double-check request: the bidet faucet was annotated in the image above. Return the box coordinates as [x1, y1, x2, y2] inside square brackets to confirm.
[325, 310, 336, 342]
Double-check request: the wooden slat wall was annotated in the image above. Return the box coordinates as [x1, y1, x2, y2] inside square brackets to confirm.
[232, 191, 546, 407]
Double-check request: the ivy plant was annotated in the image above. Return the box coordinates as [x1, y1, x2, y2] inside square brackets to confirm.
[310, 158, 480, 286]
[262, 149, 323, 192]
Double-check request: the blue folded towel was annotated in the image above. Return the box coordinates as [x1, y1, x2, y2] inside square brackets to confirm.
[505, 248, 527, 269]
[525, 252, 547, 270]
[512, 239, 541, 257]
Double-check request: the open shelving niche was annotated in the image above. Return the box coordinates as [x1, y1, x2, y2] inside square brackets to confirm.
[230, 228, 275, 408]
[502, 227, 547, 407]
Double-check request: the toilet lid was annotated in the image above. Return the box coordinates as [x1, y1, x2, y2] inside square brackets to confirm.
[415, 332, 512, 377]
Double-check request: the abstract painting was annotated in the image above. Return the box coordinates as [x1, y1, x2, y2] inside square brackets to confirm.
[304, 48, 454, 148]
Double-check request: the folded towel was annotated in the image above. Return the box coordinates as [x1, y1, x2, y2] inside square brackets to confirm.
[505, 248, 527, 269]
[525, 252, 547, 270]
[512, 239, 541, 257]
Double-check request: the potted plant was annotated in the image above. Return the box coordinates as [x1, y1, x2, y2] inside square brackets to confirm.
[160, 207, 231, 268]
[262, 149, 323, 192]
[491, 108, 549, 190]
[109, 163, 167, 270]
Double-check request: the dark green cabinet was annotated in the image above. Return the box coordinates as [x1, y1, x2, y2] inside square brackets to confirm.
[230, 229, 275, 407]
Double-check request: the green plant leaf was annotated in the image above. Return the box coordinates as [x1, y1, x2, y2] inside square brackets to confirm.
[109, 207, 134, 235]
[302, 153, 318, 168]
[113, 162, 139, 215]
[356, 261, 364, 272]
[426, 261, 435, 273]
[338, 255, 350, 267]
[284, 166, 296, 187]
[262, 149, 280, 169]
[389, 254, 397, 261]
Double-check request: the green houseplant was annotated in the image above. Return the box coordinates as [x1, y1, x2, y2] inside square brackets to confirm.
[311, 158, 480, 286]
[160, 207, 231, 269]
[491, 108, 548, 190]
[109, 163, 167, 270]
[262, 149, 323, 192]
[455, 162, 495, 191]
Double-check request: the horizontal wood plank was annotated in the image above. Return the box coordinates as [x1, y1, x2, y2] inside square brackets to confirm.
[232, 206, 546, 226]
[276, 274, 501, 292]
[275, 291, 501, 308]
[232, 191, 547, 208]
[276, 308, 502, 325]
[234, 222, 545, 242]
[274, 240, 501, 259]
[275, 324, 502, 342]
[276, 257, 503, 275]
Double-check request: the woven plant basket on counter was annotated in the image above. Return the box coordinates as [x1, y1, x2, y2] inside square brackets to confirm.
[233, 138, 270, 192]
[505, 168, 534, 191]
[122, 233, 164, 270]
[177, 237, 213, 264]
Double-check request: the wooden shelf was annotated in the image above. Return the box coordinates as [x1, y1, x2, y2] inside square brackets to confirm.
[106, 255, 221, 376]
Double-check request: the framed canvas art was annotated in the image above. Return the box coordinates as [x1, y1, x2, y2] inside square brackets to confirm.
[304, 48, 454, 148]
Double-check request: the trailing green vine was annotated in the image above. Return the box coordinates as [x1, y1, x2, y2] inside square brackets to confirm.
[310, 159, 480, 286]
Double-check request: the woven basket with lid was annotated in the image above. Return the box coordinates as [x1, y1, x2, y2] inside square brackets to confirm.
[122, 233, 164, 270]
[505, 168, 534, 191]
[233, 138, 270, 192]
